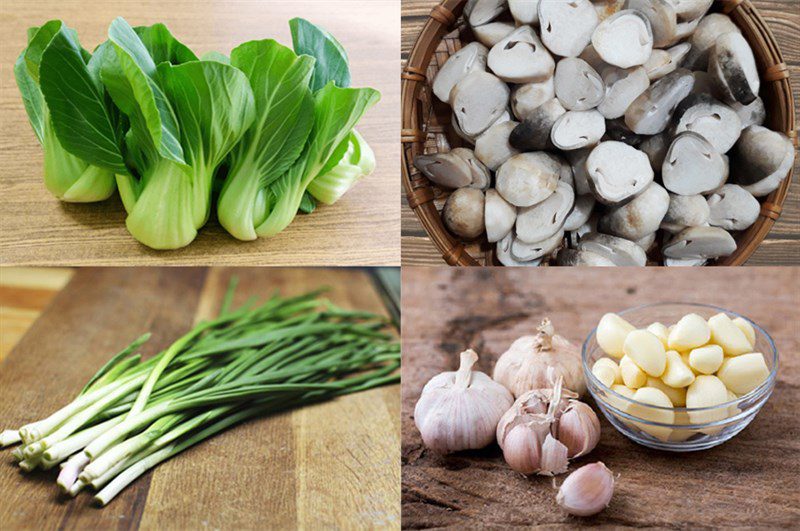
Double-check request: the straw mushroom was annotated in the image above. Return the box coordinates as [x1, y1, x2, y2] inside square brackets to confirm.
[599, 182, 670, 240]
[664, 257, 707, 267]
[496, 152, 561, 207]
[509, 0, 540, 25]
[512, 78, 556, 120]
[475, 120, 520, 171]
[597, 65, 650, 119]
[577, 232, 647, 266]
[413, 152, 473, 189]
[464, 0, 507, 27]
[669, 0, 713, 23]
[563, 195, 597, 232]
[473, 22, 516, 48]
[662, 131, 728, 195]
[604, 118, 644, 147]
[707, 184, 760, 231]
[709, 31, 760, 105]
[663, 226, 737, 259]
[627, 0, 677, 48]
[731, 125, 795, 197]
[556, 247, 616, 266]
[639, 131, 670, 171]
[731, 97, 766, 129]
[673, 94, 742, 153]
[660, 194, 710, 233]
[452, 71, 511, 137]
[512, 230, 565, 261]
[554, 58, 605, 111]
[485, 189, 517, 243]
[643, 43, 691, 80]
[497, 231, 543, 266]
[432, 42, 488, 104]
[516, 181, 575, 243]
[510, 98, 566, 151]
[591, 10, 654, 69]
[488, 26, 555, 83]
[625, 68, 694, 134]
[539, 0, 600, 58]
[442, 188, 485, 239]
[682, 14, 740, 70]
[635, 232, 657, 251]
[551, 110, 606, 150]
[566, 148, 593, 196]
[586, 141, 654, 204]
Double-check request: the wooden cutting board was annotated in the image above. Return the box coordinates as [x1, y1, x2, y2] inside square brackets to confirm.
[0, 267, 400, 529]
[0, 0, 400, 266]
[401, 267, 800, 528]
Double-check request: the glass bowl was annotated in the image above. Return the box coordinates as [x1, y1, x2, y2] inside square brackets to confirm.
[582, 303, 778, 452]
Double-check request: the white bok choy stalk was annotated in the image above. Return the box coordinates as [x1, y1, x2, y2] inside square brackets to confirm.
[306, 129, 376, 205]
[101, 17, 255, 249]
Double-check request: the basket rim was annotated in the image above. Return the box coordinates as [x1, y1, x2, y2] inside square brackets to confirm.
[401, 0, 797, 267]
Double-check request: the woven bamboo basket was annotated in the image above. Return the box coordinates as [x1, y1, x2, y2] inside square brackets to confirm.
[401, 0, 797, 266]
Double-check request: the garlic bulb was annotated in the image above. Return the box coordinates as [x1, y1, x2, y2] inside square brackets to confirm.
[495, 375, 600, 476]
[414, 349, 514, 453]
[556, 462, 615, 517]
[493, 318, 586, 398]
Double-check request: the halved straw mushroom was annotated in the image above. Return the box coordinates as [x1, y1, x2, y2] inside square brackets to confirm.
[579, 44, 610, 73]
[496, 152, 561, 207]
[690, 70, 720, 98]
[413, 152, 473, 189]
[509, 0, 540, 25]
[604, 118, 645, 147]
[497, 231, 543, 267]
[473, 22, 516, 48]
[709, 31, 760, 105]
[635, 232, 657, 251]
[516, 181, 575, 243]
[662, 131, 728, 195]
[644, 42, 691, 81]
[731, 125, 795, 197]
[673, 94, 742, 153]
[664, 257, 707, 267]
[475, 121, 520, 171]
[671, 15, 701, 45]
[569, 211, 600, 245]
[662, 226, 737, 259]
[577, 232, 647, 266]
[669, 0, 713, 23]
[511, 229, 565, 261]
[586, 141, 654, 204]
[551, 110, 606, 150]
[556, 247, 616, 266]
[682, 14, 740, 71]
[509, 98, 566, 151]
[591, 10, 653, 69]
[464, 0, 507, 27]
[539, 0, 600, 58]
[660, 194, 710, 233]
[485, 189, 518, 243]
[563, 194, 597, 232]
[731, 97, 766, 129]
[556, 156, 575, 189]
[599, 182, 670, 240]
[452, 71, 511, 137]
[598, 65, 650, 119]
[432, 42, 488, 104]
[625, 68, 694, 134]
[566, 148, 593, 196]
[512, 78, 556, 120]
[442, 187, 485, 240]
[451, 148, 492, 190]
[707, 184, 760, 231]
[554, 58, 605, 111]
[488, 26, 555, 83]
[627, 0, 677, 48]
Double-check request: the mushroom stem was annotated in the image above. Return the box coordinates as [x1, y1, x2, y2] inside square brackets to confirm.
[454, 349, 479, 389]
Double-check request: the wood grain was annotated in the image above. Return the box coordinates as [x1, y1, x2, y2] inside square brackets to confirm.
[401, 266, 800, 528]
[400, 0, 800, 266]
[0, 267, 400, 529]
[0, 0, 400, 266]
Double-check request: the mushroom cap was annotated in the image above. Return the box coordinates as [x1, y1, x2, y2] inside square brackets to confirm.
[475, 120, 520, 171]
[432, 42, 488, 104]
[511, 78, 556, 121]
[709, 31, 760, 105]
[509, 98, 566, 151]
[661, 193, 710, 233]
[539, 0, 600, 58]
[731, 125, 795, 197]
[625, 68, 694, 135]
[452, 71, 511, 137]
[586, 141, 654, 204]
[551, 110, 606, 150]
[488, 25, 555, 83]
[442, 188, 486, 239]
[496, 152, 561, 207]
[707, 184, 760, 231]
[599, 182, 670, 240]
[591, 9, 654, 69]
[554, 57, 606, 111]
[485, 189, 518, 243]
[662, 226, 737, 259]
[516, 181, 575, 243]
[577, 232, 648, 266]
[673, 93, 742, 153]
[598, 65, 650, 119]
[663, 131, 728, 195]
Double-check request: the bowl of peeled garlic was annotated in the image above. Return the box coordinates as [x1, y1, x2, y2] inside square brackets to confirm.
[582, 303, 778, 452]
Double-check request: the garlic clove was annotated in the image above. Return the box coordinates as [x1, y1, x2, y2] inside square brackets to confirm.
[557, 462, 615, 517]
[502, 424, 543, 475]
[557, 401, 601, 458]
[539, 433, 569, 476]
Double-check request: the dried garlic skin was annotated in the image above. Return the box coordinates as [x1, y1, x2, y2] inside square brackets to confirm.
[493, 319, 585, 397]
[415, 350, 513, 453]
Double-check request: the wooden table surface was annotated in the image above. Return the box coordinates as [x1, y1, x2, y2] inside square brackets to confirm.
[0, 0, 400, 266]
[400, 0, 800, 266]
[0, 267, 400, 529]
[401, 267, 800, 528]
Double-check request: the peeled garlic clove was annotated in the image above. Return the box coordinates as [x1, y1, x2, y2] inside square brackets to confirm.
[686, 375, 729, 427]
[629, 387, 674, 440]
[540, 433, 569, 476]
[708, 313, 753, 356]
[557, 401, 601, 458]
[646, 322, 669, 348]
[717, 353, 770, 395]
[662, 350, 695, 388]
[592, 357, 621, 387]
[502, 423, 543, 475]
[688, 344, 724, 375]
[645, 377, 686, 407]
[623, 329, 667, 377]
[596, 313, 636, 358]
[620, 355, 647, 389]
[732, 317, 756, 349]
[557, 462, 615, 517]
[667, 313, 710, 351]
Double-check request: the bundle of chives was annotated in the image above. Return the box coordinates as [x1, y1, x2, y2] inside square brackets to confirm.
[0, 280, 400, 506]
